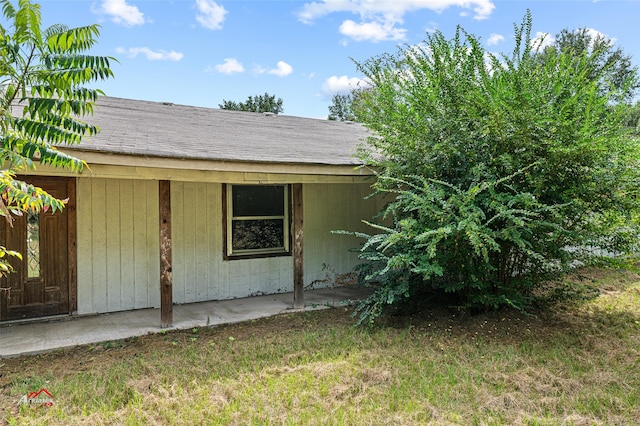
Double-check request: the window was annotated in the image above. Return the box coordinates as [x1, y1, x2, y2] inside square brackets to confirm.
[225, 184, 290, 258]
[26, 210, 40, 278]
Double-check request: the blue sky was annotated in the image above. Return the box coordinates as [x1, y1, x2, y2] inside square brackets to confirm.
[32, 0, 640, 119]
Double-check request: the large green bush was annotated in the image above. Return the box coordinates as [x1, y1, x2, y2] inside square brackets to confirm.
[349, 12, 640, 324]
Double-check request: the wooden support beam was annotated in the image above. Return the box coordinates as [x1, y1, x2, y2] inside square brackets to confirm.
[159, 180, 173, 327]
[67, 178, 78, 314]
[292, 183, 304, 309]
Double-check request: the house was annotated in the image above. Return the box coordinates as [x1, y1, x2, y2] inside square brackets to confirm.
[0, 97, 382, 326]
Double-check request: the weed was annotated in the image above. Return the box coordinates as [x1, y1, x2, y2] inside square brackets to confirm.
[1, 267, 638, 425]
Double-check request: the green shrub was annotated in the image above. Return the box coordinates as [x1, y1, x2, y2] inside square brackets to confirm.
[348, 11, 640, 324]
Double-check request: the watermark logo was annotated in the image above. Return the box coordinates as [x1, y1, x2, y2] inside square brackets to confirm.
[17, 388, 54, 407]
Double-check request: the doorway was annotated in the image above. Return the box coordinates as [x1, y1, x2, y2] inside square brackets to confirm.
[0, 177, 76, 321]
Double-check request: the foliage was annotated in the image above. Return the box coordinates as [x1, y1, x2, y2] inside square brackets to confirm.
[0, 0, 114, 277]
[327, 93, 354, 121]
[219, 92, 283, 114]
[327, 88, 370, 121]
[623, 101, 640, 135]
[349, 11, 640, 324]
[541, 27, 639, 102]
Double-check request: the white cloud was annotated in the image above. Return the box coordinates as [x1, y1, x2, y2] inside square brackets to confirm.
[95, 0, 146, 27]
[339, 19, 406, 42]
[584, 28, 616, 45]
[298, 0, 495, 42]
[531, 31, 555, 50]
[195, 0, 227, 30]
[116, 47, 184, 61]
[532, 28, 615, 52]
[213, 58, 245, 74]
[270, 61, 293, 77]
[322, 75, 369, 98]
[256, 61, 293, 77]
[487, 33, 504, 46]
[425, 22, 439, 34]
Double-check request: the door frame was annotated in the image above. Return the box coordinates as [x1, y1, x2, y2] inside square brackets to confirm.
[0, 176, 77, 321]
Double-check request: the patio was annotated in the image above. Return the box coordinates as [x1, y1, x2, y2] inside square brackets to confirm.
[0, 286, 370, 358]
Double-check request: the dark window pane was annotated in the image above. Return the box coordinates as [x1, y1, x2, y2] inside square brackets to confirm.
[233, 185, 284, 217]
[232, 219, 284, 251]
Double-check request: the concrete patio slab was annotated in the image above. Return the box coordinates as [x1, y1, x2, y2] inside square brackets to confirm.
[0, 286, 370, 358]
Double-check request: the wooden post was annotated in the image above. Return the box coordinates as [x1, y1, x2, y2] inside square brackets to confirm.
[159, 180, 173, 327]
[67, 178, 78, 313]
[293, 183, 304, 309]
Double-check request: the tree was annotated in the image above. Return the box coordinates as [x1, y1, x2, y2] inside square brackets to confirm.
[346, 12, 640, 324]
[540, 28, 639, 102]
[624, 101, 640, 135]
[328, 93, 356, 121]
[219, 92, 283, 114]
[0, 0, 115, 278]
[327, 88, 369, 122]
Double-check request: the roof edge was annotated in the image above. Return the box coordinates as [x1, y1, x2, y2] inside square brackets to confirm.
[66, 149, 372, 177]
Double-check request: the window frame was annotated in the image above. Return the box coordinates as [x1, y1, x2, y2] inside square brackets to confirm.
[223, 183, 291, 259]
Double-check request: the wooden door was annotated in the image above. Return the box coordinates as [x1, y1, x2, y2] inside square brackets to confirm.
[0, 177, 76, 321]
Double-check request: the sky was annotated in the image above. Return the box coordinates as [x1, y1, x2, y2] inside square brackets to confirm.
[27, 0, 640, 119]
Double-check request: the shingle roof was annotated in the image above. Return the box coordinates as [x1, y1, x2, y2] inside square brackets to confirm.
[68, 96, 370, 166]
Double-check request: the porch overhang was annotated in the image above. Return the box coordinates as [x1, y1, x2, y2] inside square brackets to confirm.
[25, 149, 375, 184]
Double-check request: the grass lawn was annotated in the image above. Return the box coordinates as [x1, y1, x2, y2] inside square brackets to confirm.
[1, 267, 639, 425]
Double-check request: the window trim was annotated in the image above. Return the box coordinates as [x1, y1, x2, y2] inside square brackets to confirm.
[223, 184, 291, 260]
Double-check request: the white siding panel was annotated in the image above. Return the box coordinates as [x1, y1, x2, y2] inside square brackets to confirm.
[171, 181, 185, 304]
[303, 182, 379, 288]
[228, 257, 292, 297]
[195, 184, 208, 301]
[76, 179, 377, 315]
[171, 183, 293, 304]
[145, 181, 160, 308]
[205, 183, 219, 301]
[76, 178, 159, 314]
[209, 184, 228, 300]
[90, 179, 108, 313]
[119, 180, 135, 310]
[132, 180, 150, 309]
[172, 182, 186, 304]
[172, 181, 211, 304]
[105, 180, 122, 311]
[183, 182, 197, 303]
[76, 178, 93, 314]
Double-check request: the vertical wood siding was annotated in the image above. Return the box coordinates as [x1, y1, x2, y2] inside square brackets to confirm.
[76, 178, 378, 314]
[303, 183, 380, 288]
[171, 182, 293, 304]
[76, 178, 160, 314]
